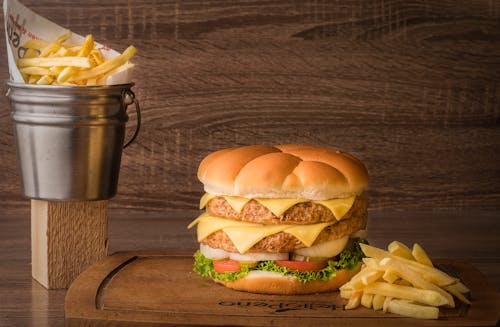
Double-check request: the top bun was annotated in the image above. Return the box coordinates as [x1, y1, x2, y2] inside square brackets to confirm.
[197, 144, 368, 200]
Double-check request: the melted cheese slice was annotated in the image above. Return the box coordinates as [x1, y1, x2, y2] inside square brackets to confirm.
[188, 214, 334, 253]
[199, 193, 216, 209]
[199, 193, 356, 220]
[283, 222, 333, 247]
[254, 198, 308, 217]
[223, 225, 286, 253]
[224, 196, 252, 213]
[314, 196, 356, 220]
[199, 193, 251, 213]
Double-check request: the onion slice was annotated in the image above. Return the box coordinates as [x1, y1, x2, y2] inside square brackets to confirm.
[200, 244, 229, 260]
[293, 236, 349, 258]
[229, 251, 289, 262]
[350, 229, 368, 239]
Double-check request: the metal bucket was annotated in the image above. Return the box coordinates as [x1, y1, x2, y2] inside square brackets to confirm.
[6, 82, 141, 201]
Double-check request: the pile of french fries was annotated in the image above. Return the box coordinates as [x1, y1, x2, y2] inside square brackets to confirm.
[340, 241, 470, 319]
[17, 30, 136, 85]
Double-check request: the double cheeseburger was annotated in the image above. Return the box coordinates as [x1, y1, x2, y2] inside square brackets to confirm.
[188, 144, 369, 294]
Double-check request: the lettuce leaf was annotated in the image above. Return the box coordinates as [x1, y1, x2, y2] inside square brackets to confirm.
[193, 250, 251, 282]
[193, 239, 366, 283]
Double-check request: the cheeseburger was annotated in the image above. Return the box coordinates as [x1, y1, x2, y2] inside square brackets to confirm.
[188, 144, 369, 294]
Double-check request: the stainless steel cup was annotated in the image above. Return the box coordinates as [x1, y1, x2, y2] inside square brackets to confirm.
[6, 82, 141, 201]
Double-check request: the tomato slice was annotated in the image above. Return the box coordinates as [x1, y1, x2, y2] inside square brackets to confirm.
[213, 259, 241, 273]
[275, 260, 327, 272]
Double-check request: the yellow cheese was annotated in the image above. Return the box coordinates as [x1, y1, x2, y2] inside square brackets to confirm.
[223, 196, 251, 213]
[192, 214, 246, 242]
[199, 193, 216, 209]
[254, 198, 308, 217]
[314, 195, 356, 220]
[223, 225, 286, 253]
[188, 214, 334, 253]
[284, 222, 334, 247]
[199, 193, 251, 213]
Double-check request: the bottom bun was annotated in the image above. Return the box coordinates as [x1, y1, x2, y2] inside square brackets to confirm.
[221, 263, 361, 295]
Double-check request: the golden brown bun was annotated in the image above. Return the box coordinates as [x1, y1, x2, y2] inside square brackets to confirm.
[221, 264, 361, 295]
[198, 144, 368, 200]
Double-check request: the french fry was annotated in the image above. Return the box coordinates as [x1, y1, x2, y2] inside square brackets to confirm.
[444, 284, 472, 305]
[361, 293, 374, 309]
[361, 269, 384, 286]
[57, 35, 94, 83]
[453, 281, 470, 294]
[71, 45, 136, 82]
[96, 62, 135, 85]
[362, 257, 379, 268]
[349, 268, 383, 290]
[412, 243, 434, 267]
[77, 35, 95, 57]
[382, 268, 399, 284]
[340, 288, 354, 299]
[360, 244, 458, 286]
[22, 39, 49, 51]
[372, 294, 385, 311]
[387, 299, 439, 320]
[28, 75, 40, 84]
[339, 281, 352, 291]
[18, 31, 135, 86]
[363, 282, 449, 307]
[388, 241, 415, 260]
[36, 75, 54, 85]
[20, 73, 29, 83]
[55, 30, 72, 44]
[379, 257, 455, 307]
[53, 47, 69, 57]
[89, 49, 105, 66]
[17, 57, 92, 68]
[86, 78, 97, 86]
[49, 66, 64, 75]
[39, 43, 62, 57]
[394, 279, 412, 287]
[344, 242, 470, 320]
[23, 48, 39, 59]
[38, 31, 71, 57]
[345, 290, 362, 310]
[19, 67, 50, 76]
[382, 296, 393, 313]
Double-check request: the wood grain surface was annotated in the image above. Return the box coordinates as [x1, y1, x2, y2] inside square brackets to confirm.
[1, 0, 499, 212]
[0, 208, 498, 326]
[30, 200, 108, 289]
[64, 253, 498, 326]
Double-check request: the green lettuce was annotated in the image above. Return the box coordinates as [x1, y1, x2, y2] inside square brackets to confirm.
[193, 239, 366, 283]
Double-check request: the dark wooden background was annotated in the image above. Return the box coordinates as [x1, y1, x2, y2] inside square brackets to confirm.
[1, 0, 499, 212]
[0, 2, 499, 325]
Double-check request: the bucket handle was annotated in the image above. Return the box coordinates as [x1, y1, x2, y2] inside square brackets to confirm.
[122, 89, 141, 149]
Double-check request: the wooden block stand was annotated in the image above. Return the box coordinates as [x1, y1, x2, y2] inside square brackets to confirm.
[31, 200, 108, 289]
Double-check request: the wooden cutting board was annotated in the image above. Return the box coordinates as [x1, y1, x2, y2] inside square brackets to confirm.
[65, 251, 499, 326]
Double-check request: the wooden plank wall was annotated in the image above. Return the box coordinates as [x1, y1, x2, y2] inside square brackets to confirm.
[1, 0, 499, 212]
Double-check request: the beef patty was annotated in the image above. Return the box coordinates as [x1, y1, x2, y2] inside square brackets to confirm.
[201, 206, 368, 253]
[206, 193, 367, 224]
